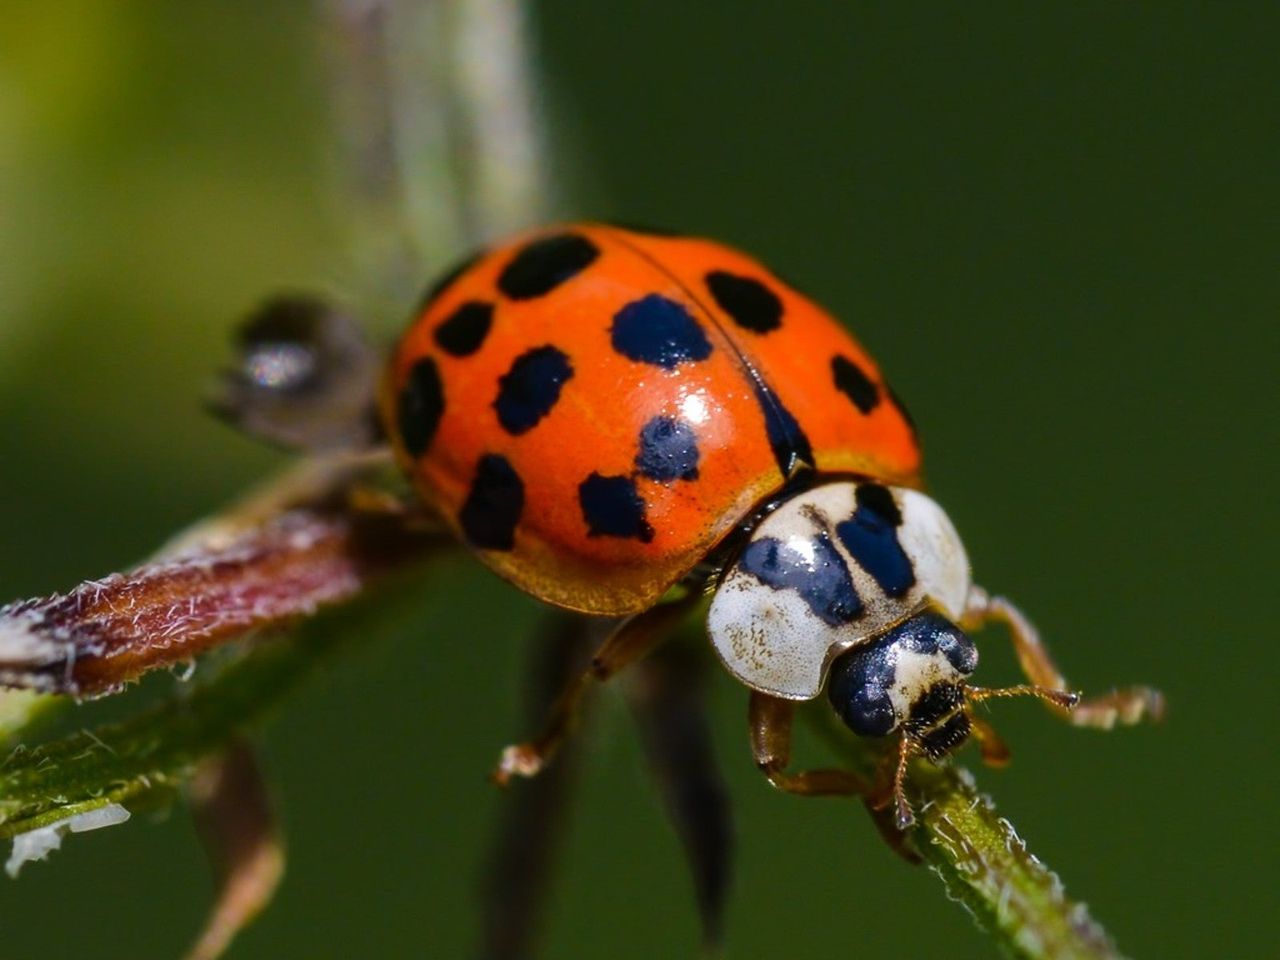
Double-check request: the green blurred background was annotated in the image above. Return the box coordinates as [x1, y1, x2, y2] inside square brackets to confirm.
[0, 2, 1274, 957]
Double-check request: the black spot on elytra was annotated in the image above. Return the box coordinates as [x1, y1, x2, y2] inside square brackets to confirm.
[835, 484, 914, 598]
[705, 271, 783, 334]
[434, 300, 493, 357]
[611, 294, 712, 369]
[752, 381, 813, 477]
[416, 248, 483, 315]
[459, 454, 524, 550]
[826, 612, 977, 738]
[493, 345, 574, 436]
[635, 416, 700, 483]
[397, 358, 444, 457]
[831, 354, 881, 415]
[578, 473, 654, 542]
[497, 233, 599, 300]
[739, 532, 861, 627]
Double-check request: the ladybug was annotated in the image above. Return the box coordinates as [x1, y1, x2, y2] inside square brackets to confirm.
[373, 223, 1163, 826]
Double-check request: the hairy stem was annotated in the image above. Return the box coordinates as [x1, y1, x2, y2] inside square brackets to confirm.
[0, 595, 395, 838]
[807, 709, 1126, 960]
[909, 762, 1125, 960]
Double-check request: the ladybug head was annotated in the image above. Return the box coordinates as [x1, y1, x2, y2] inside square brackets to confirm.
[825, 611, 978, 757]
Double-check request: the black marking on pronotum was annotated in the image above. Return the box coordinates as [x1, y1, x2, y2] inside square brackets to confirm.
[434, 300, 494, 357]
[493, 345, 574, 436]
[459, 454, 524, 551]
[826, 612, 977, 738]
[578, 473, 654, 542]
[415, 248, 483, 315]
[751, 380, 813, 477]
[738, 532, 862, 627]
[635, 416, 700, 483]
[497, 233, 600, 300]
[835, 484, 914, 597]
[831, 354, 881, 415]
[854, 482, 902, 525]
[705, 271, 783, 334]
[610, 294, 713, 369]
[397, 358, 444, 457]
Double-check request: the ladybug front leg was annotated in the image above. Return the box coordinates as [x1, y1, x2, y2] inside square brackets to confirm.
[961, 587, 1165, 729]
[748, 692, 872, 796]
[749, 695, 926, 860]
[491, 594, 699, 785]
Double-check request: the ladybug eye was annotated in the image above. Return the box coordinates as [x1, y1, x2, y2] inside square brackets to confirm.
[210, 295, 382, 452]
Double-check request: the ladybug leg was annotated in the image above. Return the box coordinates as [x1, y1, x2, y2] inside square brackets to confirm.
[752, 696, 923, 857]
[480, 612, 592, 960]
[962, 587, 1166, 729]
[966, 711, 1012, 767]
[492, 595, 697, 785]
[749, 692, 873, 796]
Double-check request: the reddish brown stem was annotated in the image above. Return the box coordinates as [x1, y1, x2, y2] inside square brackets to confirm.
[0, 507, 438, 697]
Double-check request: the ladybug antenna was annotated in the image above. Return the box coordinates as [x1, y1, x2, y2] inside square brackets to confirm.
[964, 683, 1080, 714]
[960, 684, 1080, 769]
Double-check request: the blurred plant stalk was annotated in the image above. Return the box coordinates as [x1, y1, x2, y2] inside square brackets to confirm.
[325, 0, 548, 318]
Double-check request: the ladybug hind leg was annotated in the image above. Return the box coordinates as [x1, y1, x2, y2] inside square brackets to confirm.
[961, 587, 1166, 729]
[491, 594, 699, 786]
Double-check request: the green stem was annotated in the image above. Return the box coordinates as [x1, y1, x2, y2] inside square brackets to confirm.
[909, 762, 1125, 960]
[0, 600, 371, 839]
[807, 708, 1125, 960]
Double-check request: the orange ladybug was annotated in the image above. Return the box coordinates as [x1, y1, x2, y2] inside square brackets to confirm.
[384, 223, 918, 615]
[380, 223, 1161, 825]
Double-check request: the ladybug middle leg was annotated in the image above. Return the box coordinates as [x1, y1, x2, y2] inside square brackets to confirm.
[961, 587, 1165, 729]
[491, 592, 702, 785]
